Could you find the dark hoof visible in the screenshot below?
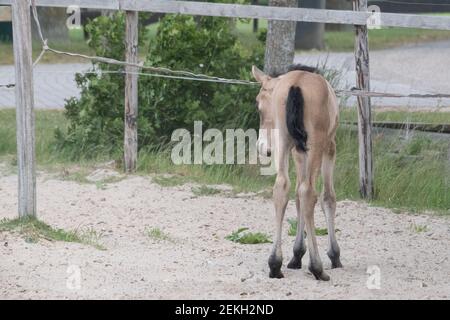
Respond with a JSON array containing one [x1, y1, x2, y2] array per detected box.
[[327, 250, 343, 269], [331, 259, 343, 269], [268, 255, 283, 279], [309, 265, 330, 281], [269, 270, 284, 279], [287, 256, 302, 269]]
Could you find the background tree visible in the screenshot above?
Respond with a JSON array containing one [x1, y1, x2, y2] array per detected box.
[[264, 0, 297, 76], [295, 0, 326, 50]]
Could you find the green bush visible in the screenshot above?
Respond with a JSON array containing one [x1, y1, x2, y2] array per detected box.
[[55, 12, 132, 158], [56, 11, 264, 159]]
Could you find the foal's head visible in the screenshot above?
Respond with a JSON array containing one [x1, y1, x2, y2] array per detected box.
[[252, 66, 279, 157]]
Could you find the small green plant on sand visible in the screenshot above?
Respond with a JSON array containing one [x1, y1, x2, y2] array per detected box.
[[153, 175, 187, 187], [410, 223, 428, 233], [192, 185, 221, 196], [146, 227, 174, 243], [287, 218, 297, 236], [287, 218, 339, 237], [315, 227, 329, 236], [225, 227, 271, 244]]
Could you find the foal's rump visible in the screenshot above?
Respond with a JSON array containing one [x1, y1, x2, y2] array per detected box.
[[278, 71, 337, 151]]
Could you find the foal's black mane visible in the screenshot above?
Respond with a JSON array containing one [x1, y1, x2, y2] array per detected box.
[[270, 64, 319, 78]]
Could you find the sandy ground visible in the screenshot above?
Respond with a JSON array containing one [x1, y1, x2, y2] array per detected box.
[[0, 167, 449, 300]]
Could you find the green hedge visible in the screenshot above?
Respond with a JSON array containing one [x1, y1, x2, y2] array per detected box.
[[56, 12, 265, 158]]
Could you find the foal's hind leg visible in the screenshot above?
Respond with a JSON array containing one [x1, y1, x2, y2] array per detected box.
[[320, 141, 342, 268], [300, 147, 330, 281], [268, 142, 291, 279], [287, 150, 306, 270]]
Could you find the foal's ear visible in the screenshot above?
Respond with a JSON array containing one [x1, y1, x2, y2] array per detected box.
[[252, 65, 270, 84]]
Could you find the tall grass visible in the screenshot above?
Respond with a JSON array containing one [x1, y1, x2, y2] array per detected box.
[[0, 110, 110, 168], [334, 125, 450, 212], [0, 109, 449, 214]]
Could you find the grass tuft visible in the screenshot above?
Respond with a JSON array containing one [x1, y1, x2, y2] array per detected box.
[[192, 185, 221, 196], [0, 217, 105, 249], [152, 175, 187, 187], [315, 228, 329, 236], [287, 218, 339, 237], [146, 227, 174, 243], [287, 218, 298, 236], [225, 227, 271, 244], [410, 223, 429, 233]]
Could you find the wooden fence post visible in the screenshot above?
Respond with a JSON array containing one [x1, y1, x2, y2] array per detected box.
[[12, 0, 36, 217], [124, 11, 139, 173], [353, 0, 374, 199]]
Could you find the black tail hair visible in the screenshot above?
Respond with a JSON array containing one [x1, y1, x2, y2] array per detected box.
[[286, 86, 308, 153]]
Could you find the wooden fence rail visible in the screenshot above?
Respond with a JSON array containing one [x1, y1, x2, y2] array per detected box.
[[1, 0, 450, 30], [5, 0, 450, 217]]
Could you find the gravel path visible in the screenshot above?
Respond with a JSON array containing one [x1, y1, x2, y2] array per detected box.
[[0, 168, 449, 299], [1, 40, 449, 110]]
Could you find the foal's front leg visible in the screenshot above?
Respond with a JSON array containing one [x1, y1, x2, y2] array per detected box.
[[268, 144, 290, 279]]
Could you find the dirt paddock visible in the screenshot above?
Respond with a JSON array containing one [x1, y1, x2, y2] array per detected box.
[[0, 169, 449, 299]]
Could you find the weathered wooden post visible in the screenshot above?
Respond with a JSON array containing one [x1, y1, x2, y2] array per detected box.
[[124, 11, 139, 173], [353, 0, 374, 199], [12, 0, 36, 217]]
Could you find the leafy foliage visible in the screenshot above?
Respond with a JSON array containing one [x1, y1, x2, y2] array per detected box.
[[56, 11, 264, 159], [55, 12, 130, 157], [140, 15, 263, 141]]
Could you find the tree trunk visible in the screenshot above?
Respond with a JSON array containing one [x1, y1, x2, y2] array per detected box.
[[264, 0, 297, 76], [295, 0, 326, 50]]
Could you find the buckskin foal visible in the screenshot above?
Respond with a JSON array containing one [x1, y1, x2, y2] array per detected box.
[[252, 64, 342, 281]]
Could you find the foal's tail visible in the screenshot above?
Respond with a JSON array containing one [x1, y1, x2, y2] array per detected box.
[[286, 86, 308, 152]]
